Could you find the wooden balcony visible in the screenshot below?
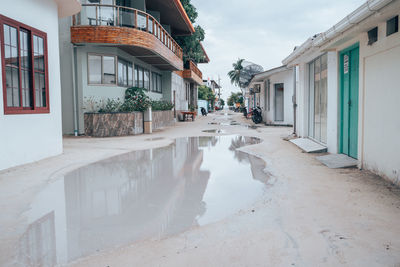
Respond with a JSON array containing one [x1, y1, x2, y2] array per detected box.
[[178, 61, 203, 85], [71, 4, 183, 70]]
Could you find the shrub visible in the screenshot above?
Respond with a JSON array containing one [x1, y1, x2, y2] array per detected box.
[[121, 87, 151, 112], [98, 98, 122, 113], [151, 100, 175, 111]]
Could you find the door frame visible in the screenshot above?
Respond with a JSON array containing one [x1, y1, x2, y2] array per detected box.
[[339, 42, 359, 158]]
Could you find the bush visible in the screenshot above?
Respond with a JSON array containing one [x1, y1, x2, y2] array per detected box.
[[121, 87, 151, 112], [151, 100, 174, 111], [98, 98, 122, 113]]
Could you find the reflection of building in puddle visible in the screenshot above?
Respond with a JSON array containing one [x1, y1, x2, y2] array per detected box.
[[15, 136, 270, 265], [64, 137, 211, 262], [18, 212, 57, 267]]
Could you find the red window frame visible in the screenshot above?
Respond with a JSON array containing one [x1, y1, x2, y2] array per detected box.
[[0, 15, 49, 115]]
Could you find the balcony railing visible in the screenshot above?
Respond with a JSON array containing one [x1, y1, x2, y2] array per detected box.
[[73, 4, 183, 59], [184, 60, 202, 79]]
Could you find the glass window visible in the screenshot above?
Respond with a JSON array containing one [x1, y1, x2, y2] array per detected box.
[[1, 16, 49, 114], [387, 15, 398, 36], [151, 72, 162, 93], [308, 54, 328, 143], [102, 56, 115, 84], [118, 59, 133, 87], [88, 55, 102, 84], [144, 69, 150, 90]]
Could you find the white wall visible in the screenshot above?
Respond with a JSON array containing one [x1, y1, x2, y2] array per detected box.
[[173, 73, 187, 112], [326, 51, 338, 153], [0, 0, 63, 171]]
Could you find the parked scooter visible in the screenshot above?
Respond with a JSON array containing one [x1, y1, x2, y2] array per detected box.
[[201, 107, 207, 116], [252, 106, 263, 124]]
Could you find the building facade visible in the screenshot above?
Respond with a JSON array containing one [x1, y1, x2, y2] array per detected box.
[[283, 0, 400, 184], [246, 66, 294, 126], [59, 0, 196, 135], [0, 0, 81, 171]]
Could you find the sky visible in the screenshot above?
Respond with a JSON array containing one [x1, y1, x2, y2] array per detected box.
[[192, 0, 366, 101]]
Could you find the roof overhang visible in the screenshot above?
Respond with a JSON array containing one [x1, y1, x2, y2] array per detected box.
[[54, 0, 81, 18], [146, 0, 195, 36], [198, 43, 210, 63]]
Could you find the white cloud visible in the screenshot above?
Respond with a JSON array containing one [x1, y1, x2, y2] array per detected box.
[[192, 0, 366, 100]]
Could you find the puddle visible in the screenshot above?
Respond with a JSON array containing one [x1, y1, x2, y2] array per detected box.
[[202, 129, 227, 134], [145, 137, 165, 141], [14, 136, 268, 265]]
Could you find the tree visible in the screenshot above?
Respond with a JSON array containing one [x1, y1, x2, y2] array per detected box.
[[220, 99, 225, 108], [227, 92, 244, 107], [198, 85, 214, 101], [175, 0, 206, 64], [228, 58, 245, 88]]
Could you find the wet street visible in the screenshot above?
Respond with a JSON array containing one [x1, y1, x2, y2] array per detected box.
[[1, 111, 400, 267]]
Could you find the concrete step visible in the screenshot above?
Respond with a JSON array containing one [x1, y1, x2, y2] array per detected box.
[[290, 138, 327, 153]]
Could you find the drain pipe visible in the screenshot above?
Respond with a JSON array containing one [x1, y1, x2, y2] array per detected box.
[[292, 65, 297, 135], [71, 44, 79, 136]]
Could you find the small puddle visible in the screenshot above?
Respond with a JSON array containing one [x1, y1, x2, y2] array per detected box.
[[202, 129, 227, 134], [145, 137, 165, 141], [14, 136, 269, 265]]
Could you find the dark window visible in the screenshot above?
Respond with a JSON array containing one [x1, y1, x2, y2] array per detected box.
[[368, 27, 378, 45], [151, 72, 162, 93], [387, 15, 398, 36], [134, 65, 149, 90], [1, 15, 49, 114], [117, 58, 133, 87]]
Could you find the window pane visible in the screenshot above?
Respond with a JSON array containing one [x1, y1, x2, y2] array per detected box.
[[118, 61, 125, 86], [35, 72, 46, 107], [22, 70, 32, 107], [103, 56, 115, 84], [88, 55, 101, 84], [134, 66, 139, 87], [144, 70, 150, 90], [128, 64, 133, 87], [33, 35, 44, 72], [151, 73, 156, 92], [157, 75, 162, 93], [10, 26, 17, 47], [20, 31, 30, 68], [3, 25, 10, 45], [138, 67, 143, 88]]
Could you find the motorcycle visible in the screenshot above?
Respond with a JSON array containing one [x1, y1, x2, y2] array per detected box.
[[251, 106, 263, 124], [200, 107, 207, 116]]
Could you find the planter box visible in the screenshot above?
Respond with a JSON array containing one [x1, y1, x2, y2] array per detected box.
[[152, 110, 174, 130], [84, 112, 143, 137]]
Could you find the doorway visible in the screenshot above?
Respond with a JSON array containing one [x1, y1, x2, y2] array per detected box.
[[340, 44, 359, 159], [274, 84, 284, 121]]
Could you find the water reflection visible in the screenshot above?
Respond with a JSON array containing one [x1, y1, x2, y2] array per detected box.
[[17, 136, 268, 265]]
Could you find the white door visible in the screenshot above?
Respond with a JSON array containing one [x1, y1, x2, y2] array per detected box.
[[274, 84, 284, 121]]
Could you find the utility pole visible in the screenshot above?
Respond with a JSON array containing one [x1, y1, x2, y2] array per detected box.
[[218, 75, 222, 108]]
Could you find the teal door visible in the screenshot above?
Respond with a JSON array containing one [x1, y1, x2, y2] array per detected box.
[[340, 44, 359, 159]]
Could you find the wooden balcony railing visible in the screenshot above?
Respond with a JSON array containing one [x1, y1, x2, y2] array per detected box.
[[73, 4, 183, 59], [186, 60, 202, 79]]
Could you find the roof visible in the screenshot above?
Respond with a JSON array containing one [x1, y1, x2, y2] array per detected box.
[[198, 43, 210, 63], [146, 0, 195, 36], [247, 65, 291, 88], [282, 0, 396, 65]]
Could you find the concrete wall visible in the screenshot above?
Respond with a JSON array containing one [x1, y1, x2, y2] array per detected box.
[[152, 110, 174, 130], [172, 72, 187, 112], [0, 0, 63, 171]]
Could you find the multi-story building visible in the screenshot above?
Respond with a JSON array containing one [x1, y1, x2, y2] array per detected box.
[[59, 0, 200, 135]]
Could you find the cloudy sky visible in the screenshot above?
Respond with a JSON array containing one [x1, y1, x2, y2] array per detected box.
[[192, 0, 366, 100]]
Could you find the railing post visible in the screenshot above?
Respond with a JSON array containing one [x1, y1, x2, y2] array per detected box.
[[116, 6, 120, 26], [146, 15, 149, 32], [96, 5, 98, 25], [134, 10, 137, 28]]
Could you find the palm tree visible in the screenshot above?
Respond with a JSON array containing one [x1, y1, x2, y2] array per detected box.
[[228, 58, 245, 88]]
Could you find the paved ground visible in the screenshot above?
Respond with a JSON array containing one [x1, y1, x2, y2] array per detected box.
[[1, 111, 400, 267]]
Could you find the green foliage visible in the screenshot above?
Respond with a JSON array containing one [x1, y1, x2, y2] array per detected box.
[[176, 0, 206, 64], [220, 99, 225, 107], [98, 98, 122, 113], [151, 100, 175, 111], [189, 104, 197, 112], [228, 58, 245, 88], [198, 85, 215, 101], [180, 0, 198, 23], [227, 92, 244, 106], [120, 87, 152, 112]]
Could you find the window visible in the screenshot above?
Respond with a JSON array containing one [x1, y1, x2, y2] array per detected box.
[[367, 27, 378, 45], [151, 72, 162, 93], [117, 58, 133, 87], [387, 15, 398, 36], [88, 54, 116, 85], [1, 15, 49, 114], [134, 65, 150, 90]]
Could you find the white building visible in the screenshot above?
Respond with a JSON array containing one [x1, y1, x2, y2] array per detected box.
[[283, 0, 400, 185], [246, 66, 295, 126], [0, 0, 81, 171]]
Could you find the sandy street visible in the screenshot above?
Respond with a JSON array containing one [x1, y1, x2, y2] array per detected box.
[[1, 111, 399, 267]]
